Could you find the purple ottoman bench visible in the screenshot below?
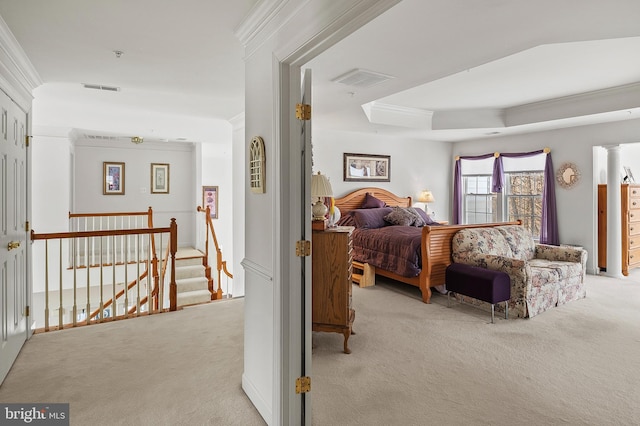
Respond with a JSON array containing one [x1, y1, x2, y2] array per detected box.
[[445, 263, 511, 323]]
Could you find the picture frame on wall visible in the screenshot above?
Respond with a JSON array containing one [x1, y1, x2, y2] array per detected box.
[[151, 163, 170, 194], [343, 153, 391, 182], [623, 166, 635, 183], [202, 186, 219, 219], [103, 161, 125, 195]]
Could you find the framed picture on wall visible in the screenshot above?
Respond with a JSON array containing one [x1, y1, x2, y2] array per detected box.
[[103, 161, 125, 195], [202, 186, 219, 219], [343, 153, 390, 182], [151, 163, 170, 194]]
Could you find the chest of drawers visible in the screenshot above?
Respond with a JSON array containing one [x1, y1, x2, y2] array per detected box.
[[312, 226, 355, 354], [597, 183, 640, 275]]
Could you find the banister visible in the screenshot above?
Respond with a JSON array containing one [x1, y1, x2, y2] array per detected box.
[[88, 270, 149, 320], [196, 206, 232, 300], [31, 227, 171, 240], [32, 215, 178, 332], [69, 210, 151, 218]]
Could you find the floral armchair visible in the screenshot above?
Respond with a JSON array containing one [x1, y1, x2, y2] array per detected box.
[[451, 225, 587, 318]]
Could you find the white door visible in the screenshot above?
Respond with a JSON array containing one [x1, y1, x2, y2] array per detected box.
[[0, 89, 28, 385], [301, 68, 313, 425]]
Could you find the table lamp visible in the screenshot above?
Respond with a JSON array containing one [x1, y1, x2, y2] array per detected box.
[[418, 190, 435, 213], [311, 172, 333, 230]]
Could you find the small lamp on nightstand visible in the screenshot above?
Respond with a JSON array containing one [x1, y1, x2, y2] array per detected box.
[[418, 189, 435, 213], [311, 172, 333, 230]]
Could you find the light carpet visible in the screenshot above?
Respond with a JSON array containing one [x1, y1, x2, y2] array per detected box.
[[312, 271, 640, 425], [0, 299, 265, 426], [1, 272, 639, 425]]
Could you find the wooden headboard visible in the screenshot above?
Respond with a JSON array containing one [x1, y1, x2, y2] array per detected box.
[[334, 187, 411, 215]]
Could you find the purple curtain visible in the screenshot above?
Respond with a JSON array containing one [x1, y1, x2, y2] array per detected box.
[[453, 158, 462, 224], [540, 153, 559, 245], [492, 156, 503, 193], [453, 149, 558, 244]]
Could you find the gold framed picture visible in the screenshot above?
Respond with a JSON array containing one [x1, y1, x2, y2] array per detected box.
[[151, 163, 170, 194], [103, 162, 125, 195]]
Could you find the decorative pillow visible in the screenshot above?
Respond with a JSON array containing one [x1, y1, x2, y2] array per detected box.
[[383, 206, 417, 226], [361, 193, 386, 209], [352, 207, 393, 229], [415, 208, 437, 225], [335, 213, 356, 227], [406, 207, 426, 227]]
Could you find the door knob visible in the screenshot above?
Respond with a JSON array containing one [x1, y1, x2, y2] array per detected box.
[[7, 241, 20, 250]]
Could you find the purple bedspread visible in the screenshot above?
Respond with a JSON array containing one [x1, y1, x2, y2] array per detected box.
[[352, 225, 422, 278]]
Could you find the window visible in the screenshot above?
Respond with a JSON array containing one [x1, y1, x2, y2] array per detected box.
[[462, 171, 544, 238], [463, 175, 497, 224], [505, 171, 544, 238]]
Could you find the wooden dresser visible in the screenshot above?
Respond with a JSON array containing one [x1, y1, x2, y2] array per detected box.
[[597, 183, 640, 275], [312, 226, 355, 354]]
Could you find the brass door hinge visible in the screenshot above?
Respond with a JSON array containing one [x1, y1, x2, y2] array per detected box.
[[295, 103, 311, 120], [25, 306, 30, 317], [295, 376, 311, 394], [25, 135, 30, 147], [25, 221, 30, 232], [295, 240, 311, 257]]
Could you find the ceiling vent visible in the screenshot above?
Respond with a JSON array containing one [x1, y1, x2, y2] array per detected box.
[[331, 69, 394, 88], [82, 83, 120, 92], [85, 134, 119, 141]]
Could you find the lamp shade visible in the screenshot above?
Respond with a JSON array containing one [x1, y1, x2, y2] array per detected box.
[[418, 190, 435, 203], [311, 172, 333, 198], [311, 172, 333, 222]]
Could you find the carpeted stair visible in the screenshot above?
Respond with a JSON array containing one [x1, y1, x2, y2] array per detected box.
[[175, 248, 211, 307]]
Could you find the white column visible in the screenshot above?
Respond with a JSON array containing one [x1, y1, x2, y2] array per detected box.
[[605, 145, 623, 278]]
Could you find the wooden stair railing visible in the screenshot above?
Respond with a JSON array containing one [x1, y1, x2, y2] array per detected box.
[[31, 218, 178, 332], [196, 206, 233, 300], [68, 207, 155, 269]]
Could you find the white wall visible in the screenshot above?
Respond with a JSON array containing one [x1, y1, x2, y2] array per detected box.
[[595, 143, 640, 184], [73, 138, 195, 247], [231, 113, 246, 297], [312, 128, 452, 220], [242, 40, 276, 424], [201, 141, 236, 296], [453, 117, 640, 274]]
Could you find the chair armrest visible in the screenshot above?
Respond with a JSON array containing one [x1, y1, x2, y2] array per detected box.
[[535, 244, 587, 265], [458, 253, 531, 297]]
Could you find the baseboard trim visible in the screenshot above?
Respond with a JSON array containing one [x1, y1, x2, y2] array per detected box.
[[242, 373, 272, 425]]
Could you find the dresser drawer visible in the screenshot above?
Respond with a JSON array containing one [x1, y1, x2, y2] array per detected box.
[[629, 247, 640, 266]]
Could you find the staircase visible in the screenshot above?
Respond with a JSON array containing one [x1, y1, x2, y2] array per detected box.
[[175, 248, 212, 307]]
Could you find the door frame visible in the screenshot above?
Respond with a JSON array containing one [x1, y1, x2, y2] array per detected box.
[[270, 1, 401, 424]]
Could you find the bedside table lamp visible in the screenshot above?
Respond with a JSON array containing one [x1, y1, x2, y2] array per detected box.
[[418, 189, 435, 214], [311, 172, 333, 230]]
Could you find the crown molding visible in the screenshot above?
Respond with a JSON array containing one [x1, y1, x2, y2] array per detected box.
[[234, 0, 288, 51], [229, 111, 246, 131], [235, 0, 400, 63], [0, 15, 42, 110], [362, 101, 433, 128], [506, 82, 640, 127]]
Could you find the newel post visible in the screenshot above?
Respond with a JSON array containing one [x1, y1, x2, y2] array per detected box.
[[169, 218, 178, 311]]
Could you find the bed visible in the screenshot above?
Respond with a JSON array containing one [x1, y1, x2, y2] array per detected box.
[[334, 187, 519, 303]]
